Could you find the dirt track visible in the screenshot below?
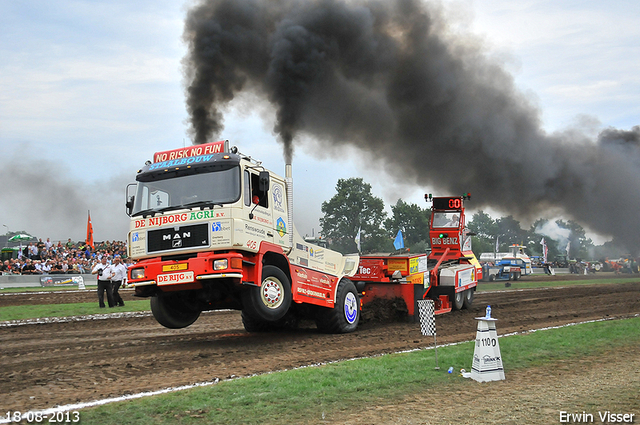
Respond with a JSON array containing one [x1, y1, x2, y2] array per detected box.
[[1, 275, 639, 413]]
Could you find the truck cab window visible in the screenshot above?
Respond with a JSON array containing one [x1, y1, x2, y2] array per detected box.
[[244, 171, 251, 206], [249, 172, 268, 208]]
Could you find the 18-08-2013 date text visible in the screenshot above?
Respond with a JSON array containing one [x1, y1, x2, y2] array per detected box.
[[3, 411, 80, 423]]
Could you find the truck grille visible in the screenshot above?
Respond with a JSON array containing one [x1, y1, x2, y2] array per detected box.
[[147, 223, 209, 253]]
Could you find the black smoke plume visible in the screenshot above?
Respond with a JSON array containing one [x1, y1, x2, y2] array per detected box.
[[183, 0, 640, 253]]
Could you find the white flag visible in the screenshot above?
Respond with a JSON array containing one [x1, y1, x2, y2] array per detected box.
[[355, 227, 361, 252], [540, 238, 548, 263]]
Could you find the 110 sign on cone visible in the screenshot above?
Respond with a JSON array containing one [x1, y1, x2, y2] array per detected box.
[[470, 306, 505, 382]]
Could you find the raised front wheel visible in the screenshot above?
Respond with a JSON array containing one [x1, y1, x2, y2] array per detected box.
[[242, 265, 292, 321], [150, 293, 201, 329]]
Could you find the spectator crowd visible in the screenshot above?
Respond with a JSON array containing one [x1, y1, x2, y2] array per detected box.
[[0, 238, 130, 275]]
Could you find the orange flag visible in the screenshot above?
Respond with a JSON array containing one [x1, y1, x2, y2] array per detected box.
[[86, 211, 94, 249]]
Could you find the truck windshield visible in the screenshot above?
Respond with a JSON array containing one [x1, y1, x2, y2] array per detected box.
[[432, 212, 461, 228], [131, 166, 241, 217]]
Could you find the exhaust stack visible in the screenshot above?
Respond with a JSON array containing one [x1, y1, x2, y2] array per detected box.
[[285, 164, 294, 249]]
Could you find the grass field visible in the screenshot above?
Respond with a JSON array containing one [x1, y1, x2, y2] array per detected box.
[[77, 316, 640, 424], [476, 276, 635, 292], [0, 285, 93, 293], [0, 300, 151, 321]]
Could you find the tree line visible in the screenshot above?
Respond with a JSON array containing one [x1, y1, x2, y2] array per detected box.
[[319, 178, 626, 261]]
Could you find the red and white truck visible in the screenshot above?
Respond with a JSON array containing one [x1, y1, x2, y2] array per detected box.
[[126, 140, 361, 333], [125, 141, 479, 333]]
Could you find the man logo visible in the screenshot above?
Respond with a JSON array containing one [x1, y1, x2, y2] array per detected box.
[[163, 231, 191, 241], [172, 239, 182, 248]]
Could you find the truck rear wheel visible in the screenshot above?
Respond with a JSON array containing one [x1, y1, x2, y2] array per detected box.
[[150, 293, 201, 329], [242, 265, 292, 322], [452, 290, 464, 310], [315, 279, 360, 333], [463, 288, 475, 309]]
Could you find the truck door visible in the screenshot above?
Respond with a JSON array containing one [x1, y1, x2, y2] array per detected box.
[[243, 170, 274, 248]]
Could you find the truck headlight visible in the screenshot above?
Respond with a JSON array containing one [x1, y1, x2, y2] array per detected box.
[[213, 259, 228, 270], [131, 268, 145, 279]]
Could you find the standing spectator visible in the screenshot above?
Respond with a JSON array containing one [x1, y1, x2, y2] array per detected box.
[[44, 238, 53, 251], [28, 243, 38, 259], [92, 257, 114, 308], [110, 256, 127, 307], [36, 239, 45, 258]]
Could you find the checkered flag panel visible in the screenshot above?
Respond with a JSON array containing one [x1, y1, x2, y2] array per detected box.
[[417, 299, 436, 336]]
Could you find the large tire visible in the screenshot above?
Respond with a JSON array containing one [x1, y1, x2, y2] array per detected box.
[[242, 265, 292, 322], [452, 289, 464, 310], [315, 279, 360, 334], [463, 288, 475, 309], [150, 293, 200, 329]]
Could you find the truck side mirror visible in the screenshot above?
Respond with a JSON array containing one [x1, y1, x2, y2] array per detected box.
[[125, 183, 136, 216], [126, 196, 135, 216], [258, 171, 270, 192]]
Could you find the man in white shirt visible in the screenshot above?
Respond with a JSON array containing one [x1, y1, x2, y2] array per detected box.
[[28, 243, 38, 259], [109, 256, 128, 307], [92, 257, 114, 308]]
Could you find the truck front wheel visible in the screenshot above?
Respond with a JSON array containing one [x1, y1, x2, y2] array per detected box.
[[243, 265, 292, 321], [150, 293, 201, 329], [315, 279, 360, 333]]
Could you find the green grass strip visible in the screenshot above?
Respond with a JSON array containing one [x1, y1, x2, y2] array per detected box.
[[80, 317, 640, 425], [477, 277, 638, 291], [0, 286, 97, 293], [0, 300, 150, 321]]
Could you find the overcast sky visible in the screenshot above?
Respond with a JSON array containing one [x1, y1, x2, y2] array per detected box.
[[1, 0, 638, 244]]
